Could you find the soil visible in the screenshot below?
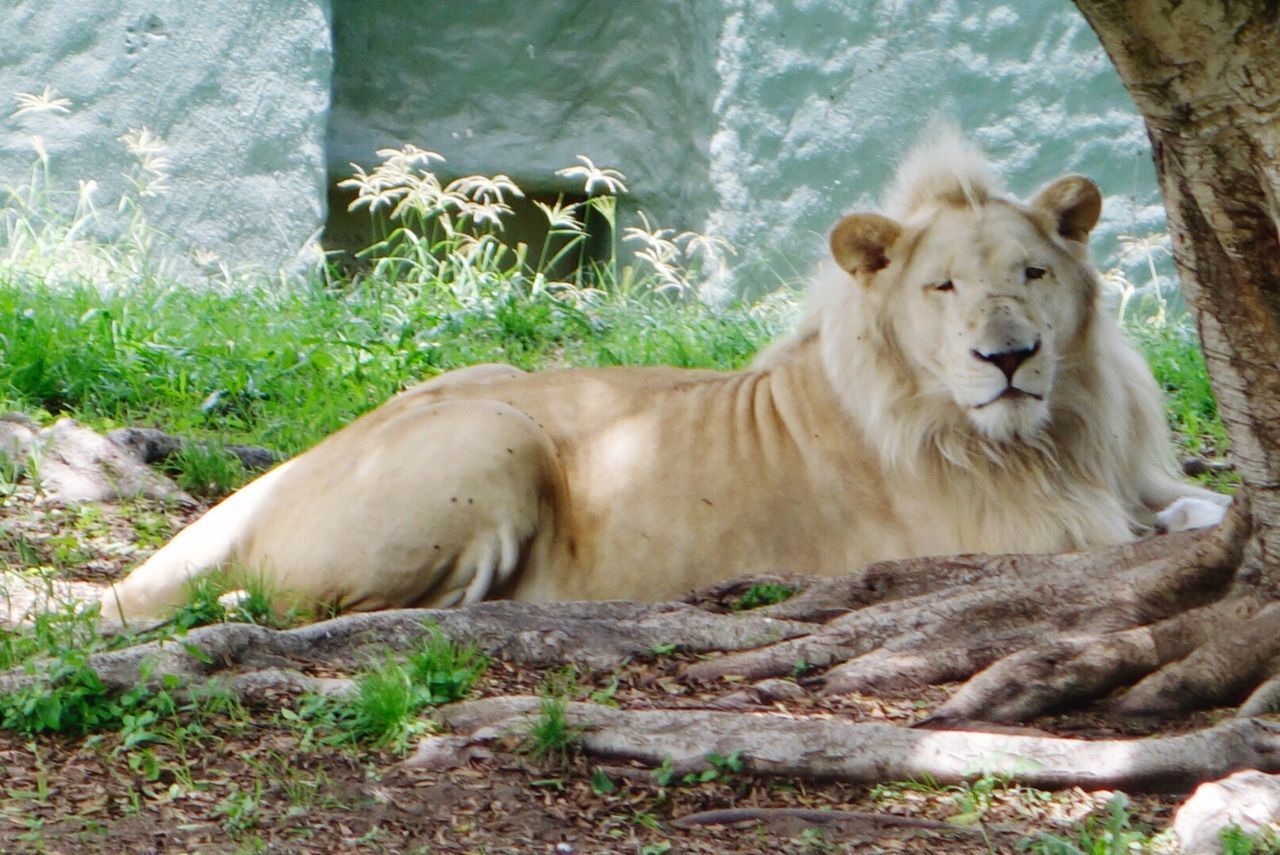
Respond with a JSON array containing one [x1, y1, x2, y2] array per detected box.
[[0, 487, 1225, 853]]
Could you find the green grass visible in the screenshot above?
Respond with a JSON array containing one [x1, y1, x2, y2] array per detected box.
[[1129, 317, 1228, 455], [283, 625, 489, 750], [0, 141, 789, 487], [1022, 793, 1165, 854], [731, 582, 796, 611], [519, 692, 581, 767]]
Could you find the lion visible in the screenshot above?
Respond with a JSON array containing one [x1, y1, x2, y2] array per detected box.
[[100, 131, 1229, 623]]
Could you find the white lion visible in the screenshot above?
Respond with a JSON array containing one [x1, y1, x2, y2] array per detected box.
[[101, 131, 1228, 623]]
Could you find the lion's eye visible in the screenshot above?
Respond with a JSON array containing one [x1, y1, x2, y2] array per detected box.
[[1025, 266, 1047, 281], [931, 280, 955, 293]]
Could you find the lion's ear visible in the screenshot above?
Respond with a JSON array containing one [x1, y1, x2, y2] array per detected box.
[[829, 213, 902, 276], [1032, 175, 1102, 243]]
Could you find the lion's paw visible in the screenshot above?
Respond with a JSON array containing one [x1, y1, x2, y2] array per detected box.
[[1156, 495, 1230, 532]]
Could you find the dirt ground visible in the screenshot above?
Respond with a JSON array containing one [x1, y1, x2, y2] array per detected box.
[[0, 488, 1229, 853]]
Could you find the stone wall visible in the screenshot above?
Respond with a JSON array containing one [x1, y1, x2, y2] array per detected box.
[[0, 0, 330, 279], [1, 1, 1166, 295]]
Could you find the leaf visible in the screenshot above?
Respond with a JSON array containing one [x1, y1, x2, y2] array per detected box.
[[590, 767, 617, 795]]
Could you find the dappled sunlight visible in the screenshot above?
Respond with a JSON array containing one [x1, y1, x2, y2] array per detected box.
[[909, 727, 1146, 789]]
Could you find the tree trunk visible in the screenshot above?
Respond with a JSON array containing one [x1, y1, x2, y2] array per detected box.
[[1072, 0, 1280, 591]]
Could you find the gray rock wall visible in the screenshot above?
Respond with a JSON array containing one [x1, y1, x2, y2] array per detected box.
[[2, 1, 1165, 296], [703, 1, 1159, 295], [329, 0, 721, 239], [0, 0, 330, 279]]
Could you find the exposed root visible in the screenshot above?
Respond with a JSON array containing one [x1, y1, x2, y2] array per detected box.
[[1, 600, 812, 696], [1112, 600, 1280, 716], [669, 806, 998, 842], [439, 696, 1280, 792], [687, 525, 1237, 698]]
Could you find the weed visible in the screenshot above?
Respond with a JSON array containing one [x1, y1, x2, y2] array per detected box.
[[1220, 825, 1280, 855], [651, 751, 746, 789], [731, 582, 795, 611], [231, 572, 283, 626], [346, 653, 428, 747], [165, 442, 248, 497], [795, 827, 835, 854], [171, 567, 294, 629], [285, 624, 487, 749], [404, 624, 489, 705], [214, 782, 264, 835], [590, 767, 618, 795], [1021, 793, 1152, 854], [172, 574, 230, 629], [520, 691, 581, 767]]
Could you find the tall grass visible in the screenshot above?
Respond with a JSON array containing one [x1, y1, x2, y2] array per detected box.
[[0, 114, 1225, 475], [0, 136, 791, 462]]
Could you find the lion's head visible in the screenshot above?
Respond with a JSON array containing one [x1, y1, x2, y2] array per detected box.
[[817, 131, 1109, 463]]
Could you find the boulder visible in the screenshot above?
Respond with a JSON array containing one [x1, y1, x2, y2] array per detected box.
[[1174, 769, 1280, 854]]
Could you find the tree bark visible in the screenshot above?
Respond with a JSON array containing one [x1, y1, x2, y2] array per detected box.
[[1072, 0, 1280, 590]]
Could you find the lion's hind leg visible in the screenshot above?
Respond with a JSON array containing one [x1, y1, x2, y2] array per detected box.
[[238, 398, 562, 614]]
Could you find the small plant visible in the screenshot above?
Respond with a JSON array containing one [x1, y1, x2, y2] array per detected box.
[[167, 442, 248, 498], [347, 653, 420, 746], [520, 692, 580, 767], [0, 642, 179, 738], [1022, 793, 1152, 854], [1220, 825, 1280, 855], [172, 573, 230, 629], [795, 826, 835, 854], [404, 624, 489, 705], [213, 783, 264, 835], [731, 582, 795, 611], [590, 767, 617, 795], [287, 625, 487, 749], [651, 751, 745, 788], [171, 569, 293, 629]]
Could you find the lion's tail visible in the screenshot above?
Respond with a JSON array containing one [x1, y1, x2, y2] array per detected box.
[[98, 461, 292, 624]]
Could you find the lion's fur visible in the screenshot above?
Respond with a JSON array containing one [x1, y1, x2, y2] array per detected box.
[[101, 133, 1227, 623]]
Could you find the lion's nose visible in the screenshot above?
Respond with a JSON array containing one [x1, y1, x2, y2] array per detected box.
[[972, 340, 1041, 384]]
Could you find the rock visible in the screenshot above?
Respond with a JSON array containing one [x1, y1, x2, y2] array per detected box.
[[108, 426, 278, 472], [35, 418, 190, 503], [0, 414, 37, 475], [1174, 769, 1280, 854], [107, 426, 183, 464]]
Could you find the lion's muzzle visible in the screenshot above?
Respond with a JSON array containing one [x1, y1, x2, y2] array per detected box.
[[972, 339, 1041, 385]]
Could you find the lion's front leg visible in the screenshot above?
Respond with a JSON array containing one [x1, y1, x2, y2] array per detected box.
[[1155, 493, 1232, 532]]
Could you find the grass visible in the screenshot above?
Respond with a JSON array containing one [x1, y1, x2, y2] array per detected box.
[[0, 139, 786, 494], [282, 624, 489, 750], [1022, 793, 1163, 854], [520, 692, 581, 767], [732, 582, 796, 611]]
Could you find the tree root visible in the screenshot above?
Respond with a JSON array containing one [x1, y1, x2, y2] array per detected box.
[[439, 695, 1280, 792], [684, 513, 1268, 721], [669, 806, 1007, 845], [1, 600, 812, 695]]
